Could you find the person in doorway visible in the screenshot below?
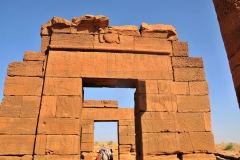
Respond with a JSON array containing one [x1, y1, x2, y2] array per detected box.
[[96, 151, 101, 160], [108, 149, 113, 160], [101, 147, 109, 160]]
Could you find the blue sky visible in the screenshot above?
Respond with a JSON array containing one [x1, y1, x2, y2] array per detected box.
[[0, 0, 239, 144]]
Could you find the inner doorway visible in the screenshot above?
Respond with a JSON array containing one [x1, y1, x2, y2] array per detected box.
[[94, 122, 118, 159]]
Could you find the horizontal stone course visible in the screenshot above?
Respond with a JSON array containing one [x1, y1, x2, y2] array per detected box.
[[37, 118, 79, 135], [35, 135, 80, 155], [46, 51, 173, 80], [172, 57, 203, 67], [4, 77, 43, 96], [0, 135, 35, 155], [43, 77, 82, 95], [0, 118, 37, 134], [174, 68, 206, 81], [7, 61, 43, 77], [23, 51, 45, 61], [172, 41, 188, 57], [177, 95, 210, 112]]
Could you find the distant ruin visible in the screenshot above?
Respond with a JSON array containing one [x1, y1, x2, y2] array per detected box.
[[0, 15, 215, 160]]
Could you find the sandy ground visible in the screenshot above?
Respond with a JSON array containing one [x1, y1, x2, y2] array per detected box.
[[215, 143, 240, 158], [93, 142, 240, 159]]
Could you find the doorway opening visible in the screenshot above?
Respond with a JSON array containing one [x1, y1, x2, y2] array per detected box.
[[94, 121, 118, 157], [83, 87, 135, 108]]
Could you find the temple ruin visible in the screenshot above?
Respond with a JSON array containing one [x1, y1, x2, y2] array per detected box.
[[0, 15, 215, 160]]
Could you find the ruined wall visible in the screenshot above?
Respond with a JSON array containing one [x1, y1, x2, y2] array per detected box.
[[0, 15, 215, 160], [213, 0, 240, 107]]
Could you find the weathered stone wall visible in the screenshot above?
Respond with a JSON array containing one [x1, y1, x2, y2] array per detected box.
[[213, 0, 240, 108], [0, 15, 216, 160]]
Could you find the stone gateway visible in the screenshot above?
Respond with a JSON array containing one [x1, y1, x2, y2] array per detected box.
[[0, 15, 215, 160]]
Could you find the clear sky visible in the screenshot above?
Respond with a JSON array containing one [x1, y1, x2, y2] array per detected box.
[[0, 0, 239, 144]]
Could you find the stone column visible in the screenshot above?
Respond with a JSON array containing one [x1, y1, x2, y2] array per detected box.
[[213, 0, 240, 107]]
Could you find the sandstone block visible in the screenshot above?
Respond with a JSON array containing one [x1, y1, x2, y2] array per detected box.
[[119, 125, 135, 136], [157, 81, 189, 95], [83, 100, 95, 107], [41, 36, 50, 53], [119, 145, 131, 153], [43, 77, 82, 95], [182, 153, 216, 160], [0, 96, 22, 117], [109, 25, 140, 36], [81, 120, 94, 125], [35, 135, 47, 155], [171, 82, 189, 95], [138, 94, 177, 112], [55, 96, 82, 118], [118, 108, 134, 120], [23, 51, 45, 61], [8, 61, 43, 77], [137, 154, 179, 160], [4, 76, 43, 96], [119, 120, 134, 126], [135, 112, 177, 133], [156, 80, 172, 94], [172, 57, 203, 67], [34, 155, 80, 160], [140, 23, 178, 40], [119, 154, 136, 160], [82, 154, 93, 160], [38, 118, 79, 135], [21, 96, 41, 118], [81, 133, 94, 143], [94, 35, 134, 52], [46, 51, 172, 80], [102, 100, 118, 108], [134, 37, 172, 54], [50, 33, 94, 49], [189, 81, 209, 95], [82, 124, 94, 134], [0, 156, 32, 160], [177, 95, 210, 112], [0, 135, 35, 155], [137, 80, 158, 94], [177, 113, 206, 132], [119, 135, 135, 145], [81, 142, 93, 152], [179, 133, 193, 153], [137, 133, 180, 155], [45, 135, 80, 155], [40, 96, 57, 117], [94, 100, 105, 107], [0, 118, 37, 134], [204, 112, 212, 131], [82, 108, 134, 120], [189, 132, 215, 153], [172, 41, 188, 57], [174, 68, 206, 81]]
